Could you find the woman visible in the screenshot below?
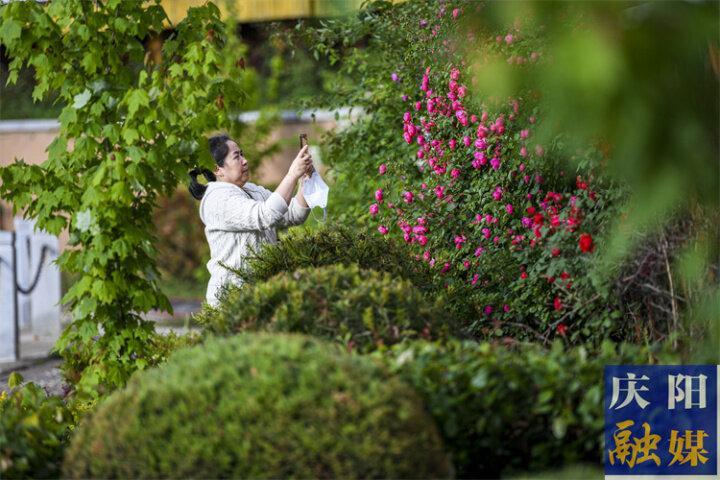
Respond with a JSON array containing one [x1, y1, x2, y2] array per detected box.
[[188, 134, 314, 307]]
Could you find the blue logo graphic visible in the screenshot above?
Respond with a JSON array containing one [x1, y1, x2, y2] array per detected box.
[[604, 365, 718, 476]]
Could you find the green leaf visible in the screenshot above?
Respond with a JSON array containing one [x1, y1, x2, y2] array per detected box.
[[122, 128, 139, 144], [114, 17, 129, 33], [59, 106, 78, 127], [0, 18, 22, 44], [126, 89, 149, 118], [76, 24, 91, 42], [73, 89, 92, 109], [6, 68, 18, 85], [81, 51, 100, 74], [32, 81, 49, 101], [91, 163, 108, 187], [127, 146, 143, 163], [47, 136, 68, 160], [8, 371, 24, 388], [168, 64, 184, 77]]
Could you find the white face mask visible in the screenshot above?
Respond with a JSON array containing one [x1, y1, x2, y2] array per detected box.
[[303, 170, 329, 209]]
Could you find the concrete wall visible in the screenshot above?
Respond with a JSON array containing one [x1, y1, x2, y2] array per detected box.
[[0, 110, 354, 252]]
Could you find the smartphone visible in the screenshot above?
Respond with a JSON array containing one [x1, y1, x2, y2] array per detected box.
[[299, 133, 313, 177]]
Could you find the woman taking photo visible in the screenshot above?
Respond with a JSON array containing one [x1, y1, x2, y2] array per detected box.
[[188, 134, 314, 307]]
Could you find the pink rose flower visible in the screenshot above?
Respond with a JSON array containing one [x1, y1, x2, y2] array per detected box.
[[492, 187, 503, 201]]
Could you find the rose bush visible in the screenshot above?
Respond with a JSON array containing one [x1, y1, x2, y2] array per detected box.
[[372, 61, 626, 344], [292, 0, 625, 344]]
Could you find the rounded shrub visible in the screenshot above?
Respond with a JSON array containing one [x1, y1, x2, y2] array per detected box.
[[195, 263, 463, 353], [232, 222, 436, 288], [62, 333, 451, 479], [224, 222, 479, 324]]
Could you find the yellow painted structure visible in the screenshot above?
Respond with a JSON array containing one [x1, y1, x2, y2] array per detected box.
[[162, 0, 364, 24]]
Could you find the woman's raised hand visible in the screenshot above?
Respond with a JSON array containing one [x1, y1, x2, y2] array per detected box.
[[289, 145, 313, 180]]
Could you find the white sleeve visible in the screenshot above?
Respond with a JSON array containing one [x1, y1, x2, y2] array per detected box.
[[283, 197, 312, 227], [211, 189, 289, 231], [257, 185, 311, 228]]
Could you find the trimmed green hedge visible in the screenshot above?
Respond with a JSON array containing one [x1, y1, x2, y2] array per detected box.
[[233, 223, 436, 288], [196, 263, 463, 352], [63, 333, 452, 479], [225, 223, 478, 324], [374, 339, 678, 479]]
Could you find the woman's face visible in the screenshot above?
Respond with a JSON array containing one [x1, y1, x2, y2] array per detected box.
[[216, 140, 249, 186]]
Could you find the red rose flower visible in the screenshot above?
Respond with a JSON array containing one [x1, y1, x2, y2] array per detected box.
[[576, 176, 588, 190], [579, 233, 594, 253], [520, 271, 528, 280], [553, 296, 563, 311], [556, 323, 568, 336], [551, 248, 561, 257]]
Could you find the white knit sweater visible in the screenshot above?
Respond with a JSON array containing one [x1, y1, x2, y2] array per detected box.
[[199, 180, 311, 307]]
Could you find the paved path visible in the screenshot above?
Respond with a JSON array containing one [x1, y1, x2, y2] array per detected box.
[[0, 358, 65, 397]]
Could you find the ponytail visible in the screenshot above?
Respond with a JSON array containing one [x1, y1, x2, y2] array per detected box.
[[188, 167, 217, 200]]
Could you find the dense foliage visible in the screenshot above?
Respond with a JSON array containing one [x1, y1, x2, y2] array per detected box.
[[63, 333, 451, 479], [0, 0, 245, 401], [196, 263, 460, 352], [375, 339, 678, 478], [0, 374, 73, 479]]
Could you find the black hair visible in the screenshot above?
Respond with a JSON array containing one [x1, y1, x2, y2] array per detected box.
[[187, 134, 234, 200], [209, 134, 231, 165], [188, 167, 217, 200]]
